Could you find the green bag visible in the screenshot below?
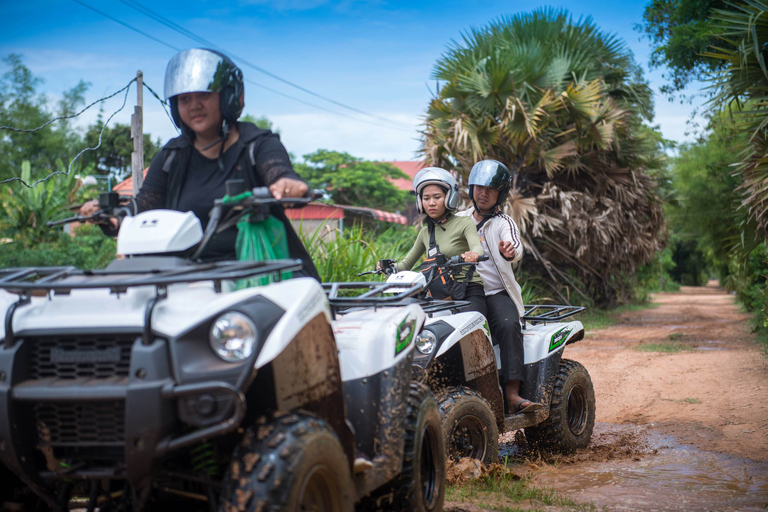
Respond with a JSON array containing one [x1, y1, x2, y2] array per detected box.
[[234, 214, 292, 288]]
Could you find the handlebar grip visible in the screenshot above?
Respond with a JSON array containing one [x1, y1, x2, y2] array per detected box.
[[47, 216, 84, 227], [478, 254, 490, 261]]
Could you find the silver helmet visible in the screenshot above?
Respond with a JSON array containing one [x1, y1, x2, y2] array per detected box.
[[412, 167, 460, 214], [164, 48, 245, 130]]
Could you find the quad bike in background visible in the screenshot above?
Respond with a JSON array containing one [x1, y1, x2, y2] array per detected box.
[[355, 258, 595, 464], [0, 184, 445, 512]]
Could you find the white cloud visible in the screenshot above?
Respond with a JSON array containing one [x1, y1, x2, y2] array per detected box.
[[270, 112, 423, 161]]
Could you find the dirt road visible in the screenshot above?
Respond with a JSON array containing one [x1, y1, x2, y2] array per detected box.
[[447, 283, 768, 511], [574, 283, 768, 461]]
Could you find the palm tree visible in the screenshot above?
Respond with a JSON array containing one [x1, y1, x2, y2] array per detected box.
[[705, 0, 768, 240], [421, 8, 666, 305]]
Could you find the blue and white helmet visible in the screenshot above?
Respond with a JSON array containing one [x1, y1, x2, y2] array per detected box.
[[412, 167, 460, 214]]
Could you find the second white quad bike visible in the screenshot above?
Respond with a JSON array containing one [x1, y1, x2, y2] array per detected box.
[[354, 258, 596, 464], [0, 185, 445, 512]]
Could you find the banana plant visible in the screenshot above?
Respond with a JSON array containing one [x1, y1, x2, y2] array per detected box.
[[0, 160, 90, 247]]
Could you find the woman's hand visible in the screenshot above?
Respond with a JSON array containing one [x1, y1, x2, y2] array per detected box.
[[78, 199, 118, 229], [270, 178, 308, 200], [461, 251, 479, 263], [79, 200, 100, 220]]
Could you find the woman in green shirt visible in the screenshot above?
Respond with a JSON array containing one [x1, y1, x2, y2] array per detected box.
[[388, 167, 486, 311]]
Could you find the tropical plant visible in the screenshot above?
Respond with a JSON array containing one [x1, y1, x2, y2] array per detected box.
[[0, 159, 90, 247], [301, 223, 415, 283], [704, 0, 768, 241], [422, 8, 666, 306]]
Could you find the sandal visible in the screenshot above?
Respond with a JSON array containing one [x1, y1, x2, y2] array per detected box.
[[510, 398, 544, 415]]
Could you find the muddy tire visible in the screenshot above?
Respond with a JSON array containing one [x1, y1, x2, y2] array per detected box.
[[525, 359, 595, 454], [219, 412, 354, 512], [361, 381, 445, 512], [437, 386, 499, 465]]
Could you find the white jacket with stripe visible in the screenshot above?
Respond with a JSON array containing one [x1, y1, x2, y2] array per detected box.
[[456, 207, 525, 317]]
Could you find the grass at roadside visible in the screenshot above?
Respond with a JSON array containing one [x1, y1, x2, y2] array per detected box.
[[446, 466, 603, 512], [576, 302, 659, 332], [635, 342, 695, 353]]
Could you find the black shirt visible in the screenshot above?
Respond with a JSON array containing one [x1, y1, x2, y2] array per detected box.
[[175, 147, 241, 259]]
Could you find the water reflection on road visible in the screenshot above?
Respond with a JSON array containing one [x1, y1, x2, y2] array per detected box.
[[504, 423, 768, 511]]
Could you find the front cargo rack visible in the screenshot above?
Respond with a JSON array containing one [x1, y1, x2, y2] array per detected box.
[[0, 258, 303, 295], [322, 281, 469, 317], [523, 304, 584, 324], [0, 259, 305, 348]]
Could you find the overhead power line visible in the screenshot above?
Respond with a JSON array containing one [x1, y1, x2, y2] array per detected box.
[[71, 0, 413, 133], [117, 0, 413, 131]]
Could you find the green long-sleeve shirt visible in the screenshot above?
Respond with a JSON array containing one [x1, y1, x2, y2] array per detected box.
[[395, 214, 484, 284]]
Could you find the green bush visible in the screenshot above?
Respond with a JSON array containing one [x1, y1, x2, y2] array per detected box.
[[0, 225, 116, 270]]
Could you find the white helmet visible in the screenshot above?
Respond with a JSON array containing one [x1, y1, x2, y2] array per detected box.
[[412, 167, 460, 214]]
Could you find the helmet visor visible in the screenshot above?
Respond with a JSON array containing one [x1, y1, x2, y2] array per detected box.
[[468, 161, 509, 189], [164, 49, 233, 100]]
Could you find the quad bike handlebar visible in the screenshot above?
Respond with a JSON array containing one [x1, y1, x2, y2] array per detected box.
[[47, 192, 132, 228], [361, 254, 489, 277]]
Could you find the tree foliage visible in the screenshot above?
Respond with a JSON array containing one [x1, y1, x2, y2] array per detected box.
[[0, 54, 89, 182], [703, 0, 768, 240], [637, 0, 733, 95], [294, 150, 411, 212], [81, 119, 161, 179], [422, 8, 666, 306]]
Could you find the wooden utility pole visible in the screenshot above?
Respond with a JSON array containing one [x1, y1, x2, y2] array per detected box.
[[131, 70, 144, 196]]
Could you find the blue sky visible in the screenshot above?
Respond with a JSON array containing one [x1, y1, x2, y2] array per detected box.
[[1, 0, 704, 162]]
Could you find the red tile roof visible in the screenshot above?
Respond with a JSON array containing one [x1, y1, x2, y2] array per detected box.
[[386, 161, 426, 192], [285, 203, 344, 220], [285, 203, 406, 225], [113, 168, 149, 194]]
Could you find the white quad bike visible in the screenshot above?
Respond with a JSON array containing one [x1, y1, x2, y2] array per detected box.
[[0, 186, 445, 512], [355, 258, 595, 464]]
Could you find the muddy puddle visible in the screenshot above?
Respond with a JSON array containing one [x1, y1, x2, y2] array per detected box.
[[499, 423, 768, 511]]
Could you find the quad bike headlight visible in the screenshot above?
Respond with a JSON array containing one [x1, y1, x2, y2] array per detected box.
[[415, 330, 437, 355], [209, 312, 258, 362]]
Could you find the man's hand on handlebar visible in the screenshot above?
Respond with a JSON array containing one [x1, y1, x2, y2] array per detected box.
[[461, 251, 479, 263]]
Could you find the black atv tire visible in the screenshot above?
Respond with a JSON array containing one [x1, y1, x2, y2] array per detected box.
[[219, 412, 354, 512], [524, 359, 595, 454], [437, 386, 499, 465], [361, 381, 445, 512]]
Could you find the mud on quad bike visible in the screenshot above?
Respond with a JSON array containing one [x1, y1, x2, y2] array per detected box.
[[358, 258, 595, 464], [0, 184, 445, 512]]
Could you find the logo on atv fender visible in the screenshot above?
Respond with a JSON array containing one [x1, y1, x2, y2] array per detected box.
[[460, 317, 485, 336], [549, 327, 572, 352]]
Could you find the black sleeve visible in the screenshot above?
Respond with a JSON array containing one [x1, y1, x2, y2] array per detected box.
[[133, 149, 170, 213], [251, 132, 303, 186]]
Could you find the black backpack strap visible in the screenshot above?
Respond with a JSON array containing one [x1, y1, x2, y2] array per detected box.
[[162, 149, 178, 172], [428, 220, 437, 248]]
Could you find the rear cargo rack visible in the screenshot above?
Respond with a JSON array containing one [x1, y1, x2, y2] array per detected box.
[[523, 304, 584, 323]]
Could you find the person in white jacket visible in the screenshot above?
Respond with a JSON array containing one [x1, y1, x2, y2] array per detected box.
[[457, 160, 543, 416]]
